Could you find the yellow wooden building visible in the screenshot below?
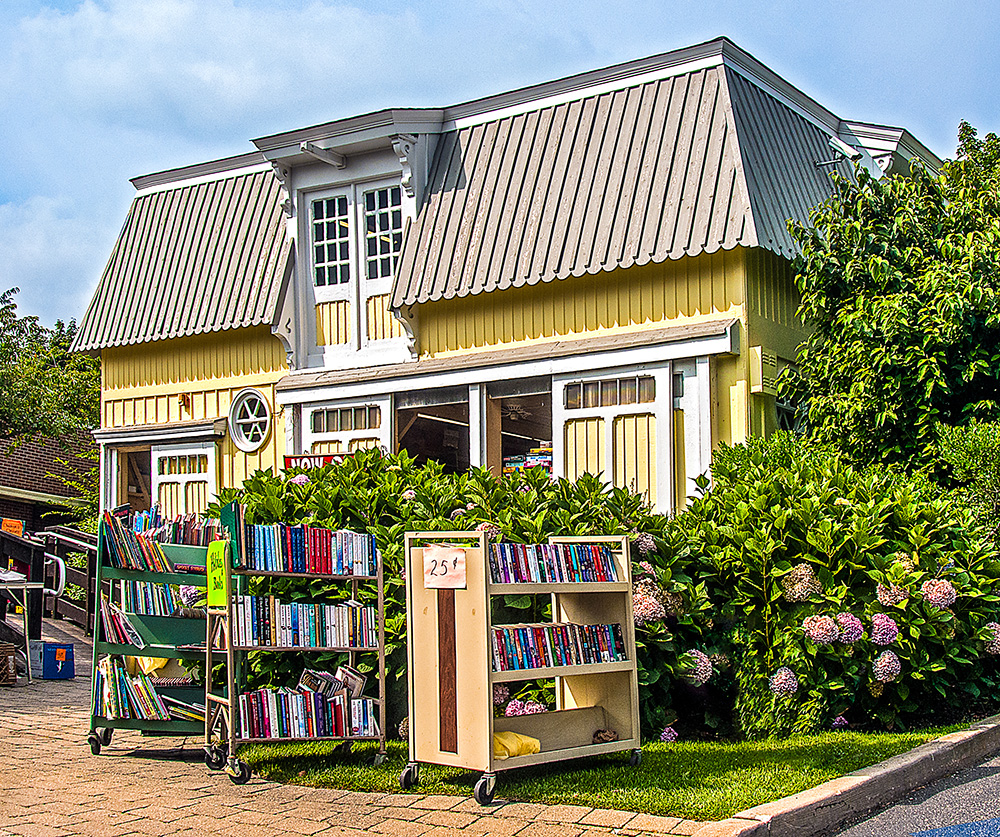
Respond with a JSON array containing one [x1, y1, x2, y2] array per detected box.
[[73, 38, 939, 515]]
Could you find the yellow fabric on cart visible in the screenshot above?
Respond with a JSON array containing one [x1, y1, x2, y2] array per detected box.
[[492, 731, 541, 760], [124, 656, 170, 676]]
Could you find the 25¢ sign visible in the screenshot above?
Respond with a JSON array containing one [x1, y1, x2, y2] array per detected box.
[[423, 544, 467, 590]]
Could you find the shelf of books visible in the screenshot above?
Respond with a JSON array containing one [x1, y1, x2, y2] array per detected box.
[[401, 531, 639, 805], [88, 507, 215, 755], [203, 502, 387, 784]]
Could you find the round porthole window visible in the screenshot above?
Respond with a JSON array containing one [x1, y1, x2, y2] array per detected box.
[[229, 388, 271, 453]]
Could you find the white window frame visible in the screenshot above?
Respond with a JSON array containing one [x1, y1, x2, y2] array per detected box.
[[304, 177, 408, 359], [150, 441, 217, 516], [228, 388, 272, 453], [301, 394, 393, 456]]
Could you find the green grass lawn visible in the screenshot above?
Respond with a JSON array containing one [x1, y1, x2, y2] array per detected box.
[[241, 727, 957, 821]]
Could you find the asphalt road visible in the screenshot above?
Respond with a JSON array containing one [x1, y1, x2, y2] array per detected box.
[[832, 754, 1000, 836]]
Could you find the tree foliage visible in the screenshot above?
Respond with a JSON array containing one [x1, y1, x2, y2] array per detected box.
[[0, 287, 100, 443], [780, 123, 1000, 467]]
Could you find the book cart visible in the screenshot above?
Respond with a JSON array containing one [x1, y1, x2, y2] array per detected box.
[[88, 519, 209, 755], [400, 531, 640, 805], [203, 506, 387, 784]]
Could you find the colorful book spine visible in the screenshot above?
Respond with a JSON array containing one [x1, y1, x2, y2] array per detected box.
[[237, 688, 379, 740], [490, 622, 626, 671], [487, 543, 618, 584], [231, 595, 376, 649]]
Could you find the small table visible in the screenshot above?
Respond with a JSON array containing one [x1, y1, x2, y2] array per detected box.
[[0, 571, 45, 683]]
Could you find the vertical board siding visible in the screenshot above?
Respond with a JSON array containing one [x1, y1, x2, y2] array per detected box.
[[418, 249, 745, 357], [613, 413, 656, 505], [564, 417, 605, 481], [366, 294, 406, 342], [315, 301, 351, 346], [746, 248, 799, 329]]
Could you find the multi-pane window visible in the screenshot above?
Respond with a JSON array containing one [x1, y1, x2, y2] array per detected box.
[[312, 196, 351, 287], [563, 376, 655, 410], [364, 186, 403, 280], [311, 405, 381, 434], [157, 454, 209, 476]]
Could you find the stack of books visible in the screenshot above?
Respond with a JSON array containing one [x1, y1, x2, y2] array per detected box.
[[237, 688, 379, 739], [160, 694, 205, 723], [119, 580, 181, 616], [491, 621, 627, 671], [101, 510, 174, 572], [489, 543, 619, 584], [232, 595, 377, 649], [94, 656, 170, 720], [229, 503, 378, 576], [99, 596, 146, 647], [139, 509, 223, 546]]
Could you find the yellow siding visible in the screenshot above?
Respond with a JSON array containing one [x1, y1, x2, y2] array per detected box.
[[745, 248, 802, 361], [316, 301, 351, 346], [565, 418, 605, 480], [418, 249, 746, 358], [366, 294, 406, 341], [673, 409, 686, 510], [312, 440, 346, 455], [101, 325, 289, 493], [613, 413, 656, 506]]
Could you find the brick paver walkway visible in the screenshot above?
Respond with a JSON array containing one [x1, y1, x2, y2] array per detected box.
[[0, 620, 701, 836]]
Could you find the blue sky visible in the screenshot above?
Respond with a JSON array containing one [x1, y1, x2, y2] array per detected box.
[[2, 0, 998, 325]]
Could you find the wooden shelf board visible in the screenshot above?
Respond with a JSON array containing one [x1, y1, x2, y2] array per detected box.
[[95, 641, 206, 660], [234, 570, 376, 581], [494, 737, 639, 770], [91, 717, 204, 734], [489, 582, 629, 594], [231, 645, 378, 653], [490, 660, 634, 682], [101, 566, 206, 585], [237, 735, 382, 743]]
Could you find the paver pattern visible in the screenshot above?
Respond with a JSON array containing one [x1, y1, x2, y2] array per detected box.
[[0, 620, 700, 837]]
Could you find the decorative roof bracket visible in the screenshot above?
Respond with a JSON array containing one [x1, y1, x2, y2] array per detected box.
[[299, 141, 347, 169], [270, 163, 293, 217], [390, 133, 418, 198]]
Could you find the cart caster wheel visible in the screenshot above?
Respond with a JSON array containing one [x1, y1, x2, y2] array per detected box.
[[373, 752, 387, 767], [399, 763, 419, 790], [474, 773, 496, 806], [629, 748, 642, 767], [87, 732, 101, 755], [100, 728, 114, 746], [204, 747, 226, 771], [228, 760, 251, 785]]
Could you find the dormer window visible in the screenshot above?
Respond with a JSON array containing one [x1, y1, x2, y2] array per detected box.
[[364, 185, 403, 281], [313, 196, 351, 287]]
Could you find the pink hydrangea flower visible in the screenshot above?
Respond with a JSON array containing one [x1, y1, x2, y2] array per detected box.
[[921, 579, 957, 609], [634, 532, 656, 557], [638, 560, 656, 577], [769, 667, 799, 696], [876, 583, 908, 607], [781, 564, 822, 602], [475, 521, 502, 540], [289, 474, 310, 486], [682, 650, 713, 687], [984, 623, 1000, 655], [660, 725, 678, 742], [836, 612, 864, 644], [401, 488, 416, 500], [873, 650, 902, 682], [492, 683, 510, 707], [870, 613, 899, 646], [802, 615, 839, 645], [832, 715, 848, 729], [633, 590, 666, 627]]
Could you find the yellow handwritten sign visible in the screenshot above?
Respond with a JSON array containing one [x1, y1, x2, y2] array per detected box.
[[423, 544, 467, 590], [206, 541, 229, 608], [1, 519, 24, 537]]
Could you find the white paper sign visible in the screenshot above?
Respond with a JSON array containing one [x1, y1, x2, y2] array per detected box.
[[423, 544, 467, 589]]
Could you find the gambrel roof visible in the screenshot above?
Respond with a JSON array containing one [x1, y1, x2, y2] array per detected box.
[[73, 156, 290, 351], [391, 56, 867, 308]]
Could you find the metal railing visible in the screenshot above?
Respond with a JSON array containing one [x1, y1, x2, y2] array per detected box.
[[40, 526, 101, 636]]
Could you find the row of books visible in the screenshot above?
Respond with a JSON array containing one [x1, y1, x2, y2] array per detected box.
[[489, 543, 619, 584], [491, 621, 627, 671], [237, 688, 380, 740], [232, 595, 378, 649], [101, 510, 174, 573], [94, 656, 168, 720], [161, 694, 206, 723], [229, 503, 378, 576], [119, 579, 181, 616], [138, 509, 223, 547], [100, 596, 145, 648]]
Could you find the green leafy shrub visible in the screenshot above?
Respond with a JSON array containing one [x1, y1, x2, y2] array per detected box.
[[937, 420, 1000, 540], [661, 432, 1000, 737], [206, 448, 706, 734]]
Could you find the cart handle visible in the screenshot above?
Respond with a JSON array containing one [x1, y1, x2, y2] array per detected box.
[[43, 553, 66, 598]]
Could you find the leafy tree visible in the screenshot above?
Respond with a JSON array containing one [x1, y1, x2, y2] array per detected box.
[[780, 123, 1000, 468], [0, 287, 100, 443]]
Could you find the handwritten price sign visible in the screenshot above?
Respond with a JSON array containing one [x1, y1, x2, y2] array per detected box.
[[423, 544, 467, 590]]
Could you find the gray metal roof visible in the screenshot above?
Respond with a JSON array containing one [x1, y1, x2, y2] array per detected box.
[[73, 168, 290, 351], [391, 64, 853, 309]]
